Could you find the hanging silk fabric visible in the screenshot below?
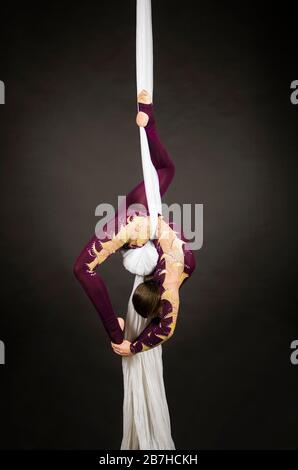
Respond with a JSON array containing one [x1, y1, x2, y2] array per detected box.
[[120, 0, 175, 450]]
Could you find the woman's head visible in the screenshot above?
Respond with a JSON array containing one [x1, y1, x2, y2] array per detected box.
[[132, 275, 161, 319]]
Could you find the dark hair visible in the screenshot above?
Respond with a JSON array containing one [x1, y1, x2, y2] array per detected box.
[[132, 275, 161, 319]]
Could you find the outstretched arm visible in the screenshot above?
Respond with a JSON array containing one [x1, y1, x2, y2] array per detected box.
[[130, 219, 186, 354], [73, 215, 150, 345], [130, 284, 181, 354], [129, 243, 197, 355], [113, 240, 196, 356]]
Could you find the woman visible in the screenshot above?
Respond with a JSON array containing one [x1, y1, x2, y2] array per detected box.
[[73, 90, 195, 356]]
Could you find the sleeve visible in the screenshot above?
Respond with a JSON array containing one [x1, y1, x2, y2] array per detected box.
[[73, 219, 142, 344], [130, 285, 180, 354], [130, 225, 188, 355]]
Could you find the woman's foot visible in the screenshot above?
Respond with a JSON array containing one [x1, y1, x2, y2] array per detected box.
[[117, 316, 125, 331], [136, 111, 149, 127], [137, 89, 152, 104]]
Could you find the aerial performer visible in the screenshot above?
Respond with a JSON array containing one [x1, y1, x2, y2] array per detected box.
[[73, 0, 196, 450]]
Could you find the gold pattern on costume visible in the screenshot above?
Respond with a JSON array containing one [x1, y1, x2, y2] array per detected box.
[[84, 212, 189, 352], [86, 216, 150, 274], [134, 216, 187, 352]]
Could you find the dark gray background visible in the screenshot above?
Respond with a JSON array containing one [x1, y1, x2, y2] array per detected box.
[[0, 0, 297, 450]]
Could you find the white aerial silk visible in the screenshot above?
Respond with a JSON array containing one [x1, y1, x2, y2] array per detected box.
[[120, 0, 175, 450]]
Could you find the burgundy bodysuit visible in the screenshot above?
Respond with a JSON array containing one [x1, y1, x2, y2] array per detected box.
[[73, 102, 196, 354]]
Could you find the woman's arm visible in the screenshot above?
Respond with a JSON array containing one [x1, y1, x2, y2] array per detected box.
[[73, 216, 150, 345], [130, 284, 181, 354], [130, 220, 188, 354]]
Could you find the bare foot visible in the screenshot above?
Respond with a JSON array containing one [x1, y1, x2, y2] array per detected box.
[[117, 316, 125, 331], [136, 111, 149, 127], [137, 89, 152, 104], [136, 90, 152, 127]]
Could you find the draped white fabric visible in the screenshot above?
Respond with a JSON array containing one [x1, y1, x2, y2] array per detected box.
[[121, 276, 175, 450], [136, 0, 161, 239], [120, 0, 175, 450]]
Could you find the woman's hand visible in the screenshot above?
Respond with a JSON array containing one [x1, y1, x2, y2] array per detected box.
[[111, 340, 133, 357]]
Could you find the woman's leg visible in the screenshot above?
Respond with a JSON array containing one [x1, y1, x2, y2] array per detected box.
[[137, 90, 175, 198]]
